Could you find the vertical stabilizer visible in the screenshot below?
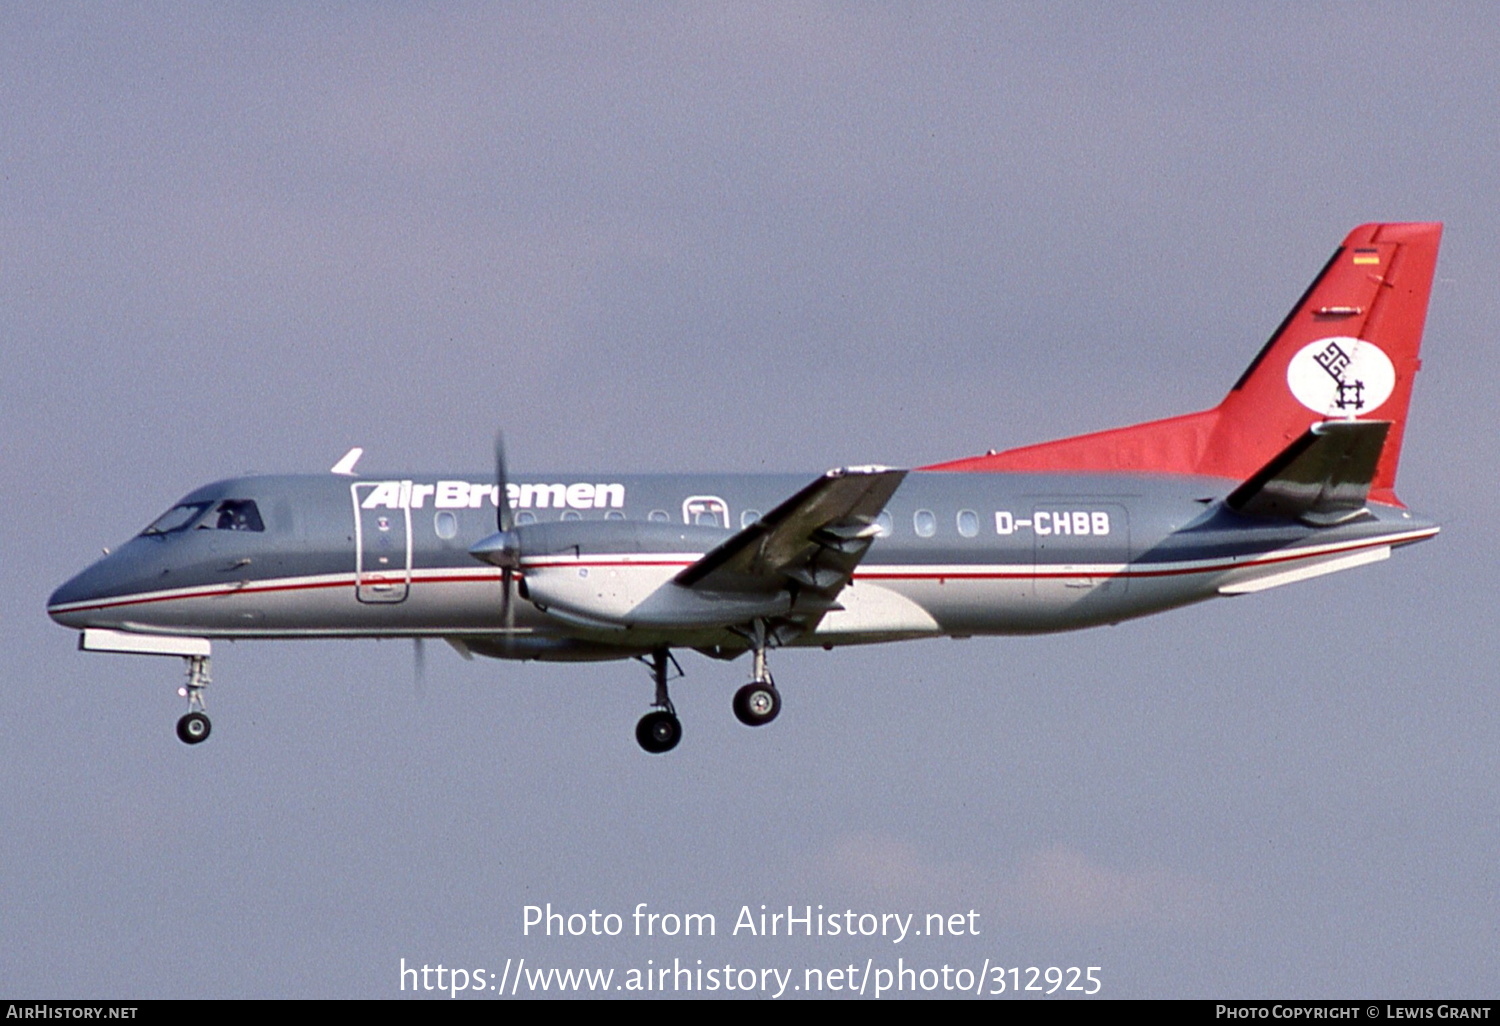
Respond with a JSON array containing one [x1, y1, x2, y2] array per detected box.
[[927, 223, 1442, 506]]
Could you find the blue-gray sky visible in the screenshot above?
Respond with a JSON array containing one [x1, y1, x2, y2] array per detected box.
[[4, 3, 1497, 998]]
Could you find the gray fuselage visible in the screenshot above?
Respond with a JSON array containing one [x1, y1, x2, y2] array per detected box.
[[47, 469, 1437, 661]]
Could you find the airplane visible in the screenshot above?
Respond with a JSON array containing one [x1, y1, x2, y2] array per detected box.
[[48, 222, 1443, 754]]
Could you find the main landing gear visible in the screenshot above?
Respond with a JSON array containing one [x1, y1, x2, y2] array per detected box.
[[635, 649, 683, 754], [732, 634, 780, 727], [631, 624, 784, 753], [175, 654, 212, 745]]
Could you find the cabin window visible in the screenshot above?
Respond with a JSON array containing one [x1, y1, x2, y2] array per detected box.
[[914, 509, 937, 538], [434, 511, 458, 539], [648, 509, 670, 523], [741, 509, 762, 528], [561, 510, 582, 522], [957, 509, 979, 538], [516, 511, 538, 526], [141, 501, 211, 536], [605, 510, 626, 521], [875, 511, 893, 537], [203, 499, 264, 532]]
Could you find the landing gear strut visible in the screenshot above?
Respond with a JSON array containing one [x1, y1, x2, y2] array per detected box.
[[634, 649, 682, 754], [175, 654, 212, 745], [732, 621, 781, 728]]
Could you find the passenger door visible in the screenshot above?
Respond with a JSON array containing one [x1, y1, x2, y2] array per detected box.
[[351, 482, 412, 603]]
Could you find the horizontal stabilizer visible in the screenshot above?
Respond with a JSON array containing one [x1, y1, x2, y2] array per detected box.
[[1226, 420, 1390, 525], [1218, 545, 1391, 594]]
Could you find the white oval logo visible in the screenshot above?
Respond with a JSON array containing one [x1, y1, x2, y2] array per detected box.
[[1286, 337, 1396, 416]]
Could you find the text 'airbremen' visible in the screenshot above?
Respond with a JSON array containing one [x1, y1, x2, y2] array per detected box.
[[361, 481, 625, 511]]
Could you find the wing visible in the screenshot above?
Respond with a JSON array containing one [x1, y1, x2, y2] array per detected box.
[[674, 467, 906, 609]]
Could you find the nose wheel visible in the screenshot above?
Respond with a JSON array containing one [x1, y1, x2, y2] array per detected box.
[[177, 711, 211, 744], [175, 654, 212, 745]]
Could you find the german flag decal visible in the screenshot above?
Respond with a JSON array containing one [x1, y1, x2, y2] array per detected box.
[[1352, 247, 1381, 266]]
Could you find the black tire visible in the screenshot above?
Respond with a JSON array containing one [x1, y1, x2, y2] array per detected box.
[[176, 712, 212, 745], [733, 681, 780, 727], [635, 710, 682, 754]]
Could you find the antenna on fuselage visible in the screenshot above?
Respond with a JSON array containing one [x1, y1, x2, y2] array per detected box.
[[330, 447, 364, 475]]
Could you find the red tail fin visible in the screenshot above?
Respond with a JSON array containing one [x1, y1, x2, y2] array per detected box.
[[926, 222, 1442, 506]]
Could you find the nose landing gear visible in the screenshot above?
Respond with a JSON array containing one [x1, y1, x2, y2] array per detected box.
[[175, 654, 212, 746], [77, 630, 217, 747]]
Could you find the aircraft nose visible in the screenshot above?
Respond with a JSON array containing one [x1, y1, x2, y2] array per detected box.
[[49, 566, 106, 628], [48, 553, 141, 629]]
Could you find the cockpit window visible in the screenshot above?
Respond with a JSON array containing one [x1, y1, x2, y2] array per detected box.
[[141, 501, 212, 536], [200, 499, 265, 532]]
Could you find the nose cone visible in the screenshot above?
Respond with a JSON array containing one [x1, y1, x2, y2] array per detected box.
[[49, 560, 118, 628], [48, 542, 166, 629]]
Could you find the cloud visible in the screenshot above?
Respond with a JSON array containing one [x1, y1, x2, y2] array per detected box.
[[818, 833, 940, 893], [1002, 845, 1218, 929], [817, 833, 1219, 931]]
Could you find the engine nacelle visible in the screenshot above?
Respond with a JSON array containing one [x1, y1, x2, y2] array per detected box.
[[512, 521, 791, 629]]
